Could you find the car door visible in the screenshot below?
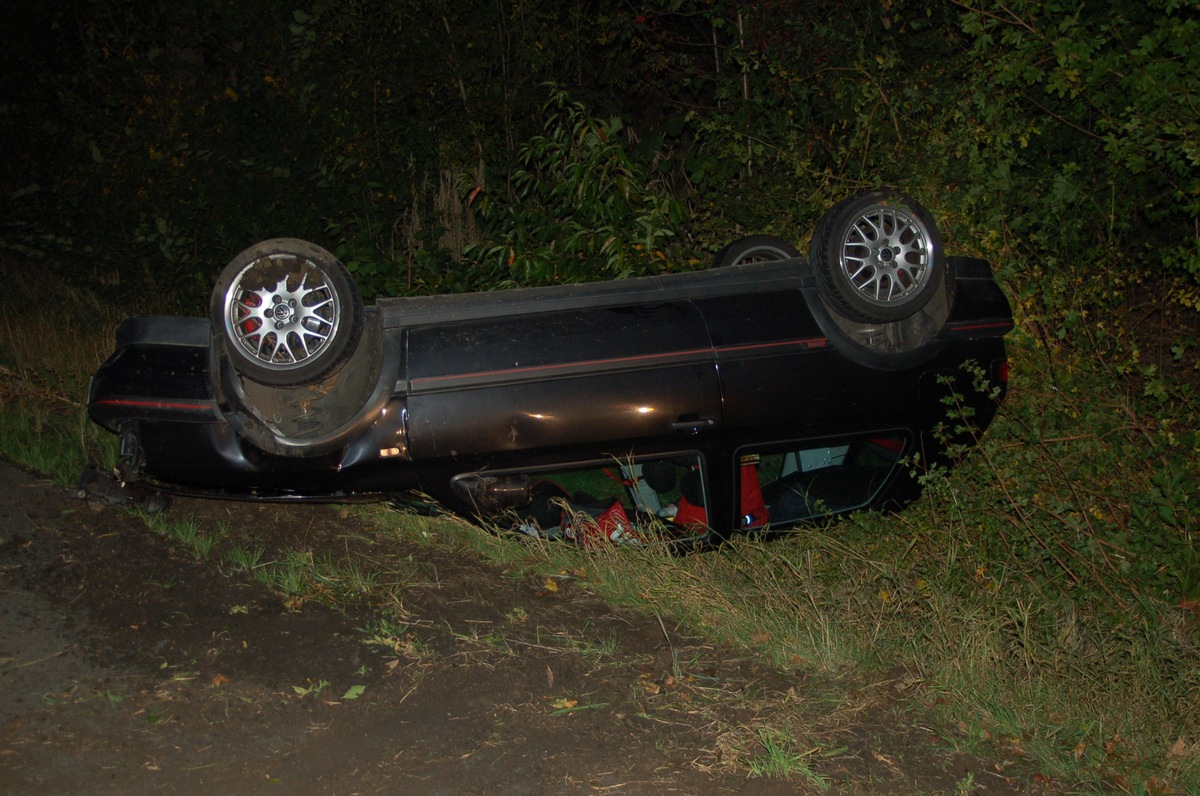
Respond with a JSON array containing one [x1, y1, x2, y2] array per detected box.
[[694, 289, 924, 441], [403, 300, 721, 462]]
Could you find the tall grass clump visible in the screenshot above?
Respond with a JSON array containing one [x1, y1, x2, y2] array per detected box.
[[0, 256, 126, 481]]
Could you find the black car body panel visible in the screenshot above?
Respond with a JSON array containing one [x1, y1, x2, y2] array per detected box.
[[89, 250, 1012, 538]]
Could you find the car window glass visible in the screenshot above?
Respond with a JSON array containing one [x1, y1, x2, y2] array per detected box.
[[738, 434, 906, 530], [494, 454, 709, 544]]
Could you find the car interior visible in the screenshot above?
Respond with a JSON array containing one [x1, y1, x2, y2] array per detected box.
[[488, 432, 907, 541]]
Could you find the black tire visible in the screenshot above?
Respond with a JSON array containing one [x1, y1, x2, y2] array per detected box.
[[211, 238, 363, 387], [711, 235, 800, 268], [810, 191, 945, 323]]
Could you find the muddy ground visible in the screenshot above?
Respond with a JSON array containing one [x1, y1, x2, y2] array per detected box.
[[0, 461, 1051, 795]]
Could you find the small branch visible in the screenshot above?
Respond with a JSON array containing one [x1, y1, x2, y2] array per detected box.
[[950, 0, 1038, 35]]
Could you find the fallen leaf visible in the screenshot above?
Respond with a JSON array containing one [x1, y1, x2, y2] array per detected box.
[[551, 698, 578, 710], [542, 578, 559, 593], [1147, 775, 1172, 795], [341, 685, 366, 701], [871, 751, 898, 772], [211, 674, 229, 688]]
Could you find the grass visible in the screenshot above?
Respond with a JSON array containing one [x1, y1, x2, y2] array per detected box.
[[3, 251, 1199, 792], [573, 632, 619, 659], [746, 726, 831, 786], [0, 260, 125, 483], [256, 549, 314, 597], [145, 513, 228, 560], [224, 544, 266, 574]]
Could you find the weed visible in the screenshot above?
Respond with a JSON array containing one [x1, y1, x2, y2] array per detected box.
[[142, 513, 227, 560], [746, 726, 830, 787], [332, 560, 381, 596], [359, 617, 429, 660], [223, 545, 266, 574], [573, 633, 618, 659], [549, 699, 609, 716], [145, 574, 180, 590], [256, 549, 314, 596], [308, 556, 390, 601], [291, 679, 330, 698]]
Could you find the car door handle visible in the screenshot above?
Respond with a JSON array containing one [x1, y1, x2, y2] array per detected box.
[[670, 415, 716, 434]]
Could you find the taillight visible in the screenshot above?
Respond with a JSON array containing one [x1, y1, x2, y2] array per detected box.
[[994, 359, 1010, 402]]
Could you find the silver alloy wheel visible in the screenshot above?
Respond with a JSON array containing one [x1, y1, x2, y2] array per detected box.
[[212, 239, 363, 388], [223, 253, 342, 372], [837, 204, 933, 308]]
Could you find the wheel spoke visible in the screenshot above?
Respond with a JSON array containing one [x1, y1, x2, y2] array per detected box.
[[277, 334, 298, 364]]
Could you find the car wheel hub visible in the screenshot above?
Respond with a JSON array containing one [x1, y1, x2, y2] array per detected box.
[[840, 207, 931, 306], [226, 262, 340, 368]]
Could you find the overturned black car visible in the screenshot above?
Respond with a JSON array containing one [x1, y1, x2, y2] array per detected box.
[[88, 191, 1012, 543]]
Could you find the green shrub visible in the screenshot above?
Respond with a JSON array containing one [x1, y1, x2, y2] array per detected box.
[[463, 87, 685, 286]]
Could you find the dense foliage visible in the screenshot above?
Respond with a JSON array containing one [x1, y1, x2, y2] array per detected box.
[[4, 1, 1198, 301]]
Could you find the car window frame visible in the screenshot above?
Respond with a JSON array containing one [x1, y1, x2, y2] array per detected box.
[[732, 429, 912, 531]]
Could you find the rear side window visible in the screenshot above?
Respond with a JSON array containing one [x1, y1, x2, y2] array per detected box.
[[737, 434, 907, 530], [476, 454, 709, 544]]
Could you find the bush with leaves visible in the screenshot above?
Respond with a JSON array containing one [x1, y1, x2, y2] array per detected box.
[[911, 333, 1200, 607], [463, 88, 685, 287]]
